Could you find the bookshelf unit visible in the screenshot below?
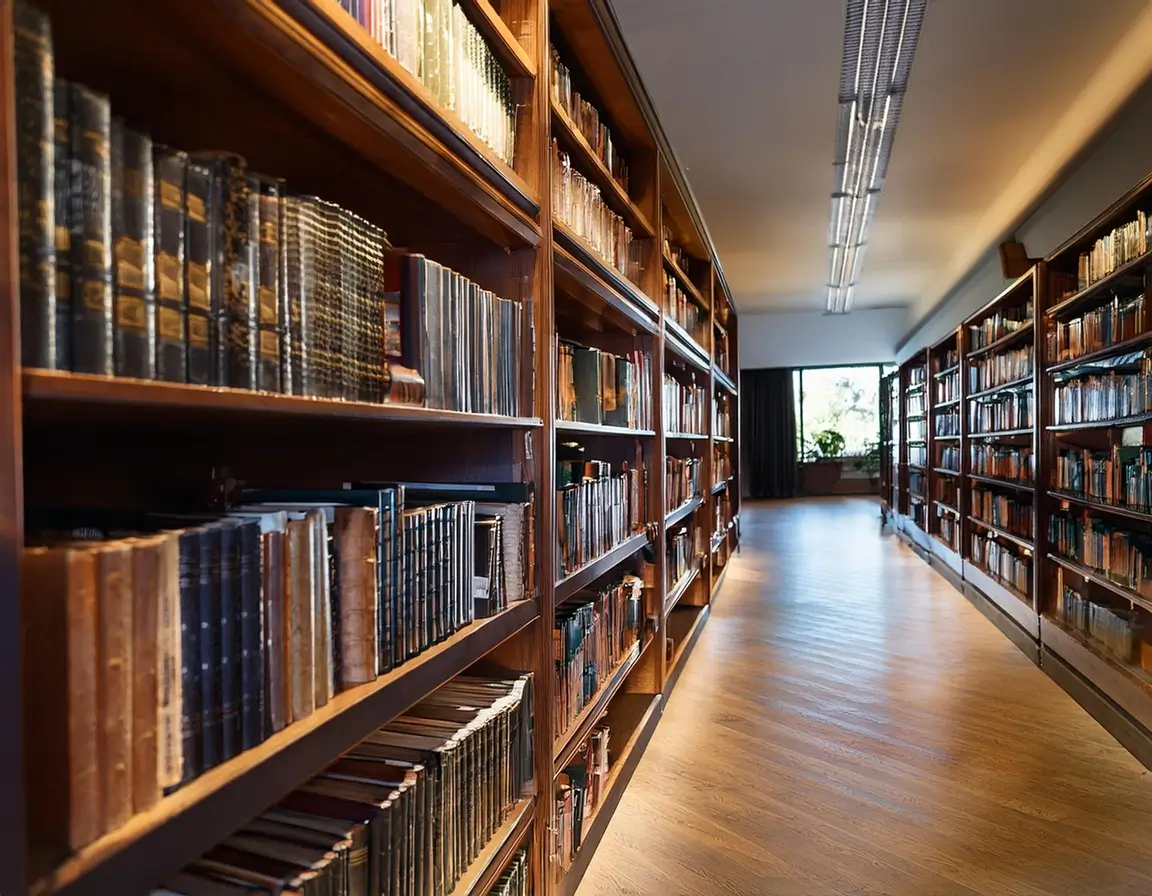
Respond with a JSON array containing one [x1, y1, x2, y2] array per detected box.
[[898, 350, 929, 552], [0, 4, 740, 896]]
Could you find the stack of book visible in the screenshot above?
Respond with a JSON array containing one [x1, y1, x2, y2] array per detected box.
[[1077, 211, 1152, 289], [714, 393, 732, 438], [713, 441, 732, 483], [971, 444, 1033, 482], [968, 303, 1033, 351], [967, 346, 1032, 392], [555, 724, 610, 875], [488, 849, 531, 896], [1053, 576, 1144, 666], [935, 368, 960, 403], [339, 0, 518, 166], [664, 234, 694, 276], [909, 444, 927, 467], [1049, 514, 1152, 599], [934, 410, 961, 436], [555, 460, 646, 577], [1054, 447, 1114, 501], [667, 524, 703, 588], [1053, 363, 1152, 425], [149, 670, 533, 896], [554, 575, 642, 738], [550, 46, 628, 189], [972, 488, 1034, 538], [938, 445, 960, 472], [715, 323, 730, 373], [909, 469, 925, 496], [907, 418, 927, 442], [556, 341, 653, 429], [1049, 291, 1145, 362], [937, 508, 958, 550], [552, 140, 638, 280], [971, 533, 1030, 595], [664, 271, 706, 346], [713, 490, 732, 542], [906, 392, 926, 416], [968, 391, 1033, 433], [908, 365, 927, 387], [666, 456, 702, 510], [663, 374, 707, 435]]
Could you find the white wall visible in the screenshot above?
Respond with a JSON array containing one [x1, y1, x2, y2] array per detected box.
[[897, 78, 1152, 361], [739, 307, 906, 370]]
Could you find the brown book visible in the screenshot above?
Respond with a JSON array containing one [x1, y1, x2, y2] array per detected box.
[[335, 506, 379, 688], [96, 541, 134, 832], [265, 526, 289, 734], [130, 536, 162, 814], [286, 518, 315, 723], [21, 546, 102, 852], [157, 532, 183, 790]]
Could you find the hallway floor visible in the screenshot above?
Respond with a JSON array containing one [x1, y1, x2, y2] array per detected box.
[[576, 498, 1152, 896]]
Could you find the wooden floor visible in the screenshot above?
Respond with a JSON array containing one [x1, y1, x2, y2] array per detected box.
[[576, 497, 1152, 896]]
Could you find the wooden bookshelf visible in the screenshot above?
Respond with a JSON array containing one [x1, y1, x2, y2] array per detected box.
[[1, 0, 741, 894]]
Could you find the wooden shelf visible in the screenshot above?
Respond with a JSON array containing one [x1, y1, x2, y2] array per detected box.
[[969, 428, 1033, 439], [664, 562, 701, 616], [30, 598, 539, 896], [555, 531, 650, 603], [551, 99, 654, 237], [664, 318, 711, 371], [553, 219, 658, 318], [711, 479, 730, 495], [908, 463, 926, 471], [1047, 553, 1152, 616], [967, 516, 1035, 552], [553, 241, 660, 335], [933, 364, 960, 379], [1045, 331, 1152, 374], [933, 434, 960, 441], [966, 321, 1034, 359], [933, 500, 959, 516], [966, 375, 1034, 400], [1050, 490, 1152, 524], [665, 431, 708, 441], [713, 434, 734, 443], [665, 496, 703, 528], [933, 467, 959, 477], [968, 473, 1035, 492], [446, 796, 536, 896], [1045, 253, 1152, 319], [662, 251, 706, 307], [713, 367, 737, 395], [461, 0, 537, 78], [1047, 412, 1152, 432], [555, 419, 656, 438], [933, 397, 961, 410], [553, 639, 644, 775]]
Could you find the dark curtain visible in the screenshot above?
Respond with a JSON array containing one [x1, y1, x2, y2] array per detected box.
[[741, 367, 797, 499]]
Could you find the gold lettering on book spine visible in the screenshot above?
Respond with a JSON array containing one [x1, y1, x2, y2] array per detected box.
[[157, 252, 182, 301], [187, 263, 209, 310], [115, 295, 146, 332], [82, 279, 109, 312], [115, 237, 146, 290], [186, 194, 206, 224], [259, 329, 280, 359], [188, 315, 210, 347], [157, 306, 184, 342], [258, 285, 277, 325], [159, 180, 182, 211]]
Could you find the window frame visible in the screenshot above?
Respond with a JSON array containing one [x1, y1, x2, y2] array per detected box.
[[793, 362, 887, 462]]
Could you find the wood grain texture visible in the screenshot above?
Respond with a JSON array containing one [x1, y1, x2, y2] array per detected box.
[[577, 497, 1152, 896]]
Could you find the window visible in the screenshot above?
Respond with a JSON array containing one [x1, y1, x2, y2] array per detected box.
[[793, 365, 882, 459]]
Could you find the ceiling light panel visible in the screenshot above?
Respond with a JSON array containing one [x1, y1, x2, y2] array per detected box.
[[826, 0, 926, 314]]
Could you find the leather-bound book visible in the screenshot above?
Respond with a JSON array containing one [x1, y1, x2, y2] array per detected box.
[[184, 162, 214, 385], [69, 84, 113, 375], [282, 196, 305, 396], [153, 146, 188, 383], [264, 521, 289, 733], [254, 175, 283, 394], [129, 536, 162, 814], [286, 517, 316, 723], [237, 519, 265, 750], [336, 506, 379, 688], [21, 545, 101, 852], [111, 121, 156, 379], [176, 528, 203, 784], [309, 508, 334, 707], [52, 79, 71, 370], [14, 1, 57, 370], [156, 531, 183, 791], [96, 541, 134, 832], [198, 524, 223, 771], [218, 520, 242, 761]]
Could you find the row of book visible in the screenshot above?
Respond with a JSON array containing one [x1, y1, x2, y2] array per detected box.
[[1055, 445, 1152, 511], [555, 460, 646, 578], [971, 534, 1030, 596], [1048, 292, 1145, 364], [968, 392, 1033, 433], [937, 508, 959, 551], [666, 456, 702, 510], [935, 348, 960, 371], [907, 393, 926, 417], [932, 474, 959, 508], [556, 341, 653, 430], [1049, 514, 1152, 600], [554, 575, 643, 740], [339, 0, 518, 166], [968, 302, 1033, 351], [908, 419, 927, 442], [148, 670, 533, 896], [909, 499, 927, 530], [664, 270, 706, 347], [713, 491, 732, 545], [713, 441, 732, 484], [550, 46, 629, 190], [668, 524, 703, 590], [1052, 583, 1143, 666], [935, 411, 960, 437], [909, 470, 925, 495], [967, 346, 1032, 393], [972, 488, 1034, 539], [1077, 210, 1152, 291], [1053, 369, 1152, 425], [935, 369, 959, 403], [938, 445, 960, 472], [908, 365, 927, 386], [663, 375, 707, 435], [909, 444, 927, 467], [971, 444, 1034, 483], [554, 723, 610, 876], [715, 394, 732, 439], [715, 324, 730, 374], [23, 484, 531, 854], [553, 141, 640, 281], [663, 233, 696, 281], [488, 849, 530, 896]]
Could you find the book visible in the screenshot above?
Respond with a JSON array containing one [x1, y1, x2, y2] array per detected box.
[[556, 458, 646, 578], [662, 373, 707, 435], [96, 541, 134, 832], [52, 78, 71, 370], [111, 121, 156, 379], [254, 175, 283, 393], [131, 535, 164, 815], [184, 162, 214, 385], [153, 146, 188, 382]]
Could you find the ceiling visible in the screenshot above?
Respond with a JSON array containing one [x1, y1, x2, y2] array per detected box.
[[611, 0, 1152, 324]]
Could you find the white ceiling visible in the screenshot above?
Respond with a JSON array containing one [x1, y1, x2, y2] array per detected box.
[[612, 0, 1152, 324]]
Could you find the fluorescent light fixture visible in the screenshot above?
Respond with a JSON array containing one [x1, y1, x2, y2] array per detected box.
[[826, 0, 926, 314]]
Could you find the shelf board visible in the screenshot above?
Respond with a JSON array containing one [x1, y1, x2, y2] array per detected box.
[[933, 364, 960, 379], [22, 370, 543, 431], [966, 375, 1034, 400], [711, 479, 729, 495], [553, 242, 660, 335], [933, 397, 961, 410], [1049, 490, 1152, 524], [664, 561, 701, 616], [713, 367, 737, 395], [905, 382, 926, 394], [553, 639, 644, 775], [932, 467, 959, 477], [966, 321, 1035, 360], [908, 463, 926, 471], [446, 796, 536, 896], [460, 0, 536, 78], [1045, 253, 1152, 319], [710, 530, 726, 554], [1047, 412, 1152, 432], [968, 473, 1035, 492], [29, 598, 539, 896], [664, 319, 711, 371], [967, 516, 1034, 552], [553, 220, 658, 319], [662, 251, 707, 307], [665, 496, 703, 528], [555, 419, 655, 438], [906, 414, 926, 421], [968, 428, 1033, 439], [551, 99, 654, 237], [1045, 330, 1152, 375], [713, 434, 734, 443], [1047, 553, 1152, 616], [665, 431, 708, 441], [933, 500, 960, 517], [555, 531, 649, 603], [933, 434, 960, 441]]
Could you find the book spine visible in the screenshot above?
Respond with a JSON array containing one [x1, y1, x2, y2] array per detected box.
[[198, 526, 223, 771], [255, 176, 283, 393], [130, 538, 161, 815], [219, 522, 242, 761], [153, 146, 188, 382], [14, 2, 56, 369], [52, 79, 71, 370], [214, 162, 257, 389], [238, 521, 265, 750], [111, 122, 156, 379], [184, 163, 213, 384], [311, 508, 334, 707], [336, 506, 379, 687], [96, 543, 134, 833], [156, 533, 183, 791], [177, 530, 203, 785], [68, 85, 113, 375], [263, 528, 288, 733], [287, 518, 316, 721]]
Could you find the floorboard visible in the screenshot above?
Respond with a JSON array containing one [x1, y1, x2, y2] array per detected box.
[[575, 497, 1152, 896]]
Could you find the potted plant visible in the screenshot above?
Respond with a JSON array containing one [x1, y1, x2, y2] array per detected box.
[[801, 429, 845, 494]]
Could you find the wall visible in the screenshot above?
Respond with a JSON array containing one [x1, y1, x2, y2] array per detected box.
[[897, 77, 1152, 361], [739, 307, 906, 370]]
